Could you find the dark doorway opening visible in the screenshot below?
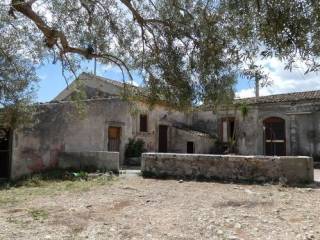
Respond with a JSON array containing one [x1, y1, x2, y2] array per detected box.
[[263, 117, 286, 156], [158, 125, 168, 153], [187, 141, 194, 154], [0, 128, 10, 179], [108, 127, 121, 152]]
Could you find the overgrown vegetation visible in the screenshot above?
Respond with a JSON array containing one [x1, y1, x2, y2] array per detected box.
[[125, 138, 146, 158]]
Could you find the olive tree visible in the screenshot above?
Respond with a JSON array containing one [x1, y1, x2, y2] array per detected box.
[[1, 0, 320, 114]]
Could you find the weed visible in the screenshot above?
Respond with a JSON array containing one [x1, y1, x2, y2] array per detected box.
[[29, 208, 49, 221]]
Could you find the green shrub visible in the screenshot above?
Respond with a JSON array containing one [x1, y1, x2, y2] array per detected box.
[[125, 138, 146, 158]]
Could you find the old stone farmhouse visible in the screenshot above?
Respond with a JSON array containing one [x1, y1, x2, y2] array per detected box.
[[0, 72, 319, 179]]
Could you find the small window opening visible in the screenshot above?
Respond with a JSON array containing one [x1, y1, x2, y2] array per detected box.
[[187, 141, 194, 153], [140, 114, 148, 132]]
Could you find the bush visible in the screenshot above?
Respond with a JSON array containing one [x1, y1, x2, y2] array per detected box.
[[125, 138, 146, 158]]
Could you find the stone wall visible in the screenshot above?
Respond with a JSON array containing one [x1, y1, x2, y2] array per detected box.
[[58, 151, 119, 172], [168, 127, 215, 154], [195, 101, 320, 160], [141, 153, 314, 185], [9, 98, 192, 179], [10, 98, 133, 179]]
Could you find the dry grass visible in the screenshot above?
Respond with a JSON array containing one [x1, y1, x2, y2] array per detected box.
[[0, 171, 319, 240], [0, 171, 115, 208]]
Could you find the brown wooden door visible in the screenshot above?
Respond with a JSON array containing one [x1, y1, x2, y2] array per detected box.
[[108, 127, 121, 152], [264, 117, 286, 156], [0, 128, 10, 178], [158, 125, 168, 153]]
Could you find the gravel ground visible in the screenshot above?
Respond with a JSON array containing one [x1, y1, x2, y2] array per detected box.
[[0, 171, 320, 240]]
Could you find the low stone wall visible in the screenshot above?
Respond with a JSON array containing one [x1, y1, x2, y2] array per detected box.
[[58, 151, 119, 172], [141, 153, 314, 185]]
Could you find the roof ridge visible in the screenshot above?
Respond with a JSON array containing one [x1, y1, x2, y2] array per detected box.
[[79, 72, 125, 87], [239, 89, 320, 101], [235, 89, 320, 105]]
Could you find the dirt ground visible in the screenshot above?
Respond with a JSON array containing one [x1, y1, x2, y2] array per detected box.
[[0, 171, 320, 240]]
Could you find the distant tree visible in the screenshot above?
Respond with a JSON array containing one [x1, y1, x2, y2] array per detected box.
[[1, 0, 320, 111]]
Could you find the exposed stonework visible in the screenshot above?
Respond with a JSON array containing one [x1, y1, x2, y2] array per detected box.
[[6, 72, 320, 179], [141, 153, 314, 185], [10, 97, 214, 179], [58, 151, 119, 172], [197, 98, 320, 160]]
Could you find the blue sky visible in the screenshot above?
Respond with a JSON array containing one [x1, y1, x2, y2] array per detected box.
[[36, 60, 142, 102], [36, 58, 319, 102]]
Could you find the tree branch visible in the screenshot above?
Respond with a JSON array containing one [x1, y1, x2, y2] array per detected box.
[[119, 0, 169, 26], [10, 0, 134, 81]]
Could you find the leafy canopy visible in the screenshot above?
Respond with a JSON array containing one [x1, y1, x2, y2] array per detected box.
[[1, 0, 320, 112]]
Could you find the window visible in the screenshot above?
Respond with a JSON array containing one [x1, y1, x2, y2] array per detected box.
[[221, 118, 235, 143], [140, 114, 148, 132], [187, 141, 194, 153]]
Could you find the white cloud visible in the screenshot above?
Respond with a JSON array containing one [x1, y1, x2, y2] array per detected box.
[[236, 58, 320, 98]]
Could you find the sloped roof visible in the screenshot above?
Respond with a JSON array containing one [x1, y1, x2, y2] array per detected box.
[[53, 72, 136, 101], [236, 90, 320, 105], [80, 72, 125, 88], [172, 125, 212, 138]]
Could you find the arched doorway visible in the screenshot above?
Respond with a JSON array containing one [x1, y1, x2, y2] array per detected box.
[[0, 128, 10, 178], [263, 117, 286, 156]]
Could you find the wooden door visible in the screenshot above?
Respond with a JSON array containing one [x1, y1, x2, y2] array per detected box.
[[264, 117, 286, 156], [0, 128, 10, 178], [158, 125, 168, 153], [108, 127, 121, 152]]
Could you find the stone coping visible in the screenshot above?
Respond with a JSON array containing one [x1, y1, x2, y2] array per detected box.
[[142, 153, 311, 159]]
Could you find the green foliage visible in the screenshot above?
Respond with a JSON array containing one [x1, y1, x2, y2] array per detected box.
[[0, 54, 38, 128], [125, 138, 146, 158], [239, 103, 249, 119], [71, 171, 88, 181], [2, 0, 320, 111], [128, 102, 141, 117], [0, 7, 40, 128], [68, 80, 88, 119]]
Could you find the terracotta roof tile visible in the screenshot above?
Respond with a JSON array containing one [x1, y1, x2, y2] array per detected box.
[[236, 90, 320, 104]]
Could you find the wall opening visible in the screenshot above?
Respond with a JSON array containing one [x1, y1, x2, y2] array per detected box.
[[187, 141, 194, 153], [0, 128, 10, 178], [108, 127, 121, 152], [158, 125, 168, 153], [139, 114, 148, 132], [263, 117, 286, 156], [221, 117, 235, 143]]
